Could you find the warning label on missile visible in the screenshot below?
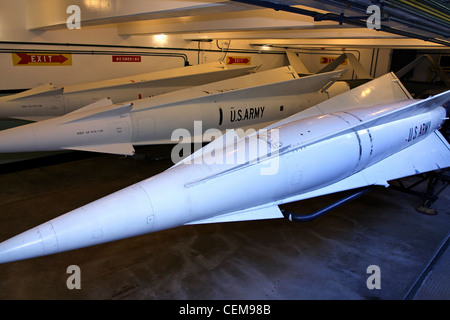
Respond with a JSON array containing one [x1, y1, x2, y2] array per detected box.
[[226, 56, 251, 65], [12, 53, 72, 66]]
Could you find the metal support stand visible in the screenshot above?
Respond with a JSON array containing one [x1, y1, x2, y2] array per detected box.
[[390, 169, 450, 215]]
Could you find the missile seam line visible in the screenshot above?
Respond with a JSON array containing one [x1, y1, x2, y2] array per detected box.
[[344, 108, 375, 157], [49, 222, 59, 253], [36, 222, 59, 254], [349, 129, 363, 164], [133, 184, 155, 230], [343, 111, 366, 162], [219, 107, 223, 126], [36, 228, 45, 254], [329, 112, 364, 167], [342, 111, 363, 122]]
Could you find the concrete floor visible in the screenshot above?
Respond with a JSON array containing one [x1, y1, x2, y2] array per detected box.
[[0, 145, 449, 300]]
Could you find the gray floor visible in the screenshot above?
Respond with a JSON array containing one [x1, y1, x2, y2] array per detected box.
[[0, 145, 449, 300]]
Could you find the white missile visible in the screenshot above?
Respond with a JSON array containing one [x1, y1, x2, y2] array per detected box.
[[0, 61, 256, 121], [0, 72, 449, 264], [0, 67, 349, 156]]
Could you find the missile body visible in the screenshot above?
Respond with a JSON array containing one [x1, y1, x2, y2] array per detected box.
[[0, 68, 349, 156], [0, 61, 256, 121], [0, 85, 448, 264]]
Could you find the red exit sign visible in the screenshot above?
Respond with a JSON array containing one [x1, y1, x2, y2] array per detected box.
[[226, 56, 251, 65]]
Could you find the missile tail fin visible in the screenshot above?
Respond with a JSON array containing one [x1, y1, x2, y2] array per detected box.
[[67, 97, 114, 115], [285, 50, 312, 75], [317, 53, 373, 79], [351, 89, 450, 131], [317, 54, 348, 74], [265, 72, 414, 130], [186, 204, 283, 225], [303, 89, 450, 151], [2, 84, 63, 101]]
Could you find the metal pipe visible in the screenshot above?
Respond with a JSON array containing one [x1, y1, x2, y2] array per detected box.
[[281, 186, 374, 222], [0, 40, 286, 57], [394, 0, 450, 24], [230, 0, 450, 47]]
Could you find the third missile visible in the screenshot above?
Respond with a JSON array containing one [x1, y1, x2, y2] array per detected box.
[[0, 61, 255, 121]]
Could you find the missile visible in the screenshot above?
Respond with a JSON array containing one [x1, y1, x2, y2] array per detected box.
[[0, 67, 349, 156], [0, 61, 256, 121], [0, 72, 449, 264]]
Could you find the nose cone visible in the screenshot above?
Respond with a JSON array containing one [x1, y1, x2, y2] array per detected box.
[[0, 124, 37, 153], [0, 184, 155, 264], [0, 223, 57, 264]]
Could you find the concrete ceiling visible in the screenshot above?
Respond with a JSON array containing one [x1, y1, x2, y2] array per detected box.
[[25, 0, 450, 49]]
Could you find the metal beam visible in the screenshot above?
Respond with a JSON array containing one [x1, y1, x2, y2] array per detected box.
[[26, 0, 255, 30]]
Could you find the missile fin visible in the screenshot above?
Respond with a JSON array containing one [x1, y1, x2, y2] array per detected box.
[[317, 53, 348, 74], [9, 116, 54, 122], [345, 53, 373, 79], [278, 90, 450, 164], [337, 89, 450, 137], [264, 72, 415, 130], [185, 69, 346, 106], [66, 97, 114, 115], [317, 53, 372, 79], [4, 84, 63, 101], [285, 50, 312, 75], [186, 204, 283, 225], [293, 89, 449, 150], [64, 62, 256, 93], [63, 143, 135, 156]]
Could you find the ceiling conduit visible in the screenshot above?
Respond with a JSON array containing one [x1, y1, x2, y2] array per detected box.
[[231, 0, 450, 47]]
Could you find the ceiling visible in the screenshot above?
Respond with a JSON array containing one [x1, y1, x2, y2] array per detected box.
[[25, 0, 450, 49]]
